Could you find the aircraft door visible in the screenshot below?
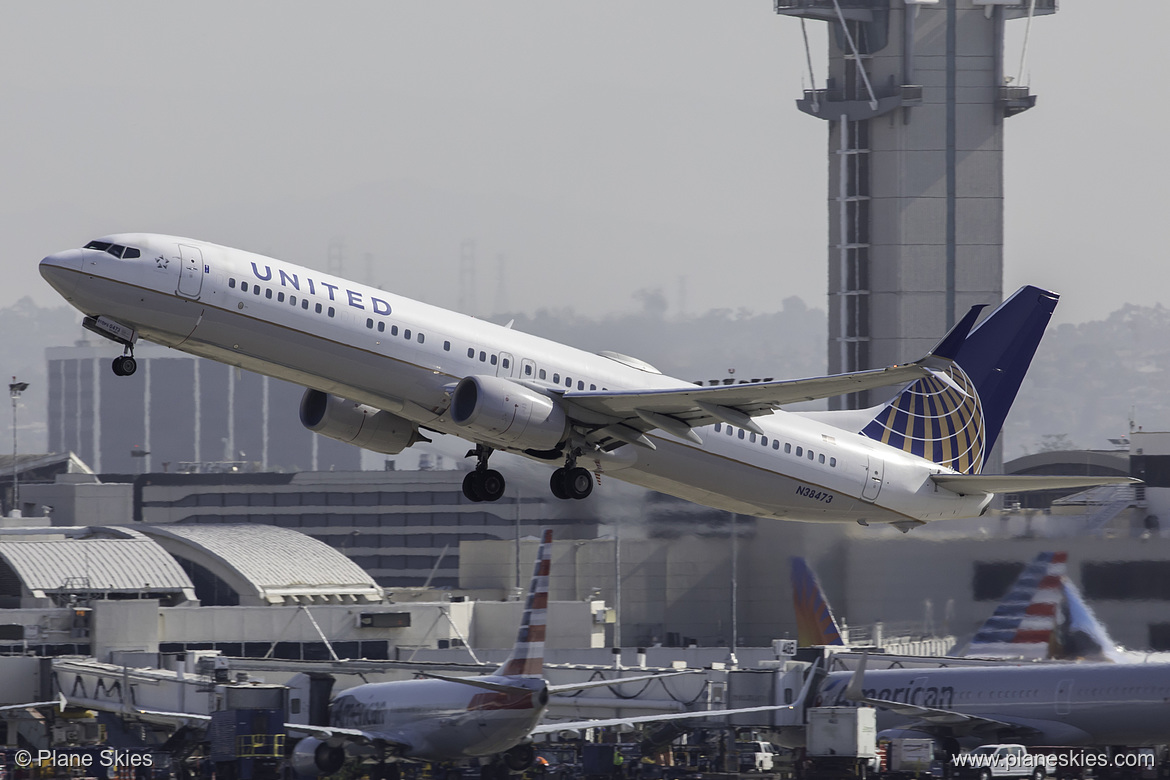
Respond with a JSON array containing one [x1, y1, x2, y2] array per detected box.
[[497, 352, 516, 378], [520, 358, 537, 382], [861, 455, 884, 502], [1055, 678, 1073, 715], [177, 244, 204, 299]]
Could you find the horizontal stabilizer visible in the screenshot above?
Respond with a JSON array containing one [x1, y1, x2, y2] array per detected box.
[[931, 474, 1141, 496]]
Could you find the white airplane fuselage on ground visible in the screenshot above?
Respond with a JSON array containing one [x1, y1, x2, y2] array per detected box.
[[40, 233, 1009, 526]]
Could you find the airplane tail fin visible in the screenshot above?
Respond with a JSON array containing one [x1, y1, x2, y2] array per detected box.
[[1056, 576, 1124, 662], [497, 529, 552, 679], [860, 286, 1058, 474], [964, 551, 1066, 660], [791, 556, 844, 647]]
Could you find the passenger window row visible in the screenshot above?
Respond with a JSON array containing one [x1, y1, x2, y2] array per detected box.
[[713, 423, 837, 467], [226, 275, 613, 387]]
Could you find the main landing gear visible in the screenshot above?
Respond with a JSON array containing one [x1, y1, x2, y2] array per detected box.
[[463, 445, 506, 503], [550, 449, 593, 501], [460, 445, 596, 502]]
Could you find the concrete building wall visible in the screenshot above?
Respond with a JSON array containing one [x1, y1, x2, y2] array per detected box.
[[46, 343, 358, 474]]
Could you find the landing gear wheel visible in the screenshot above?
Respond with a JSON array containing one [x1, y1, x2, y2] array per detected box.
[[478, 469, 506, 501], [550, 468, 568, 500], [565, 467, 593, 499], [463, 471, 485, 502], [112, 355, 137, 376], [463, 468, 506, 502]]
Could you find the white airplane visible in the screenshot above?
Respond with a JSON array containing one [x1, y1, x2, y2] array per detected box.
[[818, 652, 1170, 748], [39, 234, 1134, 529], [287, 529, 562, 778]]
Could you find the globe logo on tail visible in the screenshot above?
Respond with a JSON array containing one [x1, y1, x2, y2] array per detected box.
[[861, 364, 986, 475]]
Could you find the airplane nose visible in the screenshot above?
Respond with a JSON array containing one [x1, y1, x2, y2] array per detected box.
[[39, 249, 83, 298]]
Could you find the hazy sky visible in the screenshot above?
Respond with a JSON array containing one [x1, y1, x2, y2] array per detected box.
[[3, 2, 1167, 326]]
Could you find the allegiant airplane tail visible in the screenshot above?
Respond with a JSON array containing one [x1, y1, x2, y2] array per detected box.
[[860, 286, 1059, 474], [496, 529, 552, 678], [791, 556, 844, 646]]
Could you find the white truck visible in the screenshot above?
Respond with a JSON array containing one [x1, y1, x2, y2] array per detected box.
[[738, 741, 780, 772], [802, 706, 879, 779], [957, 744, 1045, 780]]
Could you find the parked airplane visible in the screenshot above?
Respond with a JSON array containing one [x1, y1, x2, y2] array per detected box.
[[39, 234, 1134, 528], [818, 652, 1170, 747]]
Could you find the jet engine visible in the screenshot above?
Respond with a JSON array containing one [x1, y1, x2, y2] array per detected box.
[[300, 390, 425, 455], [501, 743, 536, 772], [450, 376, 567, 451], [290, 737, 346, 777]]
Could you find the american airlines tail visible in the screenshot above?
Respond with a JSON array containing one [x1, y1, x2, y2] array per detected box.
[[860, 286, 1059, 475], [791, 556, 845, 646], [964, 551, 1067, 660], [496, 529, 552, 678]]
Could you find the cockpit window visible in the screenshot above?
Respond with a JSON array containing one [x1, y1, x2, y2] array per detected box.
[[84, 240, 140, 259]]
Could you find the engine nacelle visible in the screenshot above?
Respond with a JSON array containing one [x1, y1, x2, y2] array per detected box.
[[290, 737, 346, 778], [450, 375, 567, 451], [300, 389, 423, 455]]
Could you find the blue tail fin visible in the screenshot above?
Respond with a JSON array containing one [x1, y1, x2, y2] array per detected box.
[[860, 286, 1058, 473], [1056, 576, 1123, 662], [791, 556, 844, 647]]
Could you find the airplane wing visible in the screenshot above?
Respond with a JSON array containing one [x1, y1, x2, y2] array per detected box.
[[285, 723, 395, 744], [562, 363, 935, 450], [548, 670, 703, 695], [558, 306, 986, 450], [0, 693, 68, 713], [529, 703, 801, 735], [533, 657, 820, 734], [931, 474, 1141, 496]]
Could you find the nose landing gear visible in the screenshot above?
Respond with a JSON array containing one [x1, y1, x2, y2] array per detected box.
[[112, 350, 137, 377]]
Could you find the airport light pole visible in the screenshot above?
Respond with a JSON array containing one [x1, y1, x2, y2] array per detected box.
[[9, 378, 28, 516]]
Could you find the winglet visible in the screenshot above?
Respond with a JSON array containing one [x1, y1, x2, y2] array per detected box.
[[842, 652, 868, 702], [497, 529, 552, 678]]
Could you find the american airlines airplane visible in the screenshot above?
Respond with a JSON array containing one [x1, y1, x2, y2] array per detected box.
[[38, 234, 1133, 529], [817, 653, 1170, 747]]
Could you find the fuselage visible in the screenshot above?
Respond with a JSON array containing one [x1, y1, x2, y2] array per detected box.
[[330, 675, 548, 761], [817, 663, 1170, 746], [39, 233, 991, 525]]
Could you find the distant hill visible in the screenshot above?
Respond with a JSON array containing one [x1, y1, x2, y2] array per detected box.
[[8, 295, 1163, 461]]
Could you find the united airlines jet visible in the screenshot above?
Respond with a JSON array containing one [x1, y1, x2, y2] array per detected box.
[[39, 234, 1133, 529]]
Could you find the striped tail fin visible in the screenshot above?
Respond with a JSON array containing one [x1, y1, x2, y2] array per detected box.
[[860, 286, 1058, 474], [964, 551, 1066, 660], [497, 529, 552, 678], [791, 556, 844, 647]]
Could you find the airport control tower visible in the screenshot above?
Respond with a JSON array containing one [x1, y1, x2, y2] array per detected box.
[[775, 0, 1054, 409]]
